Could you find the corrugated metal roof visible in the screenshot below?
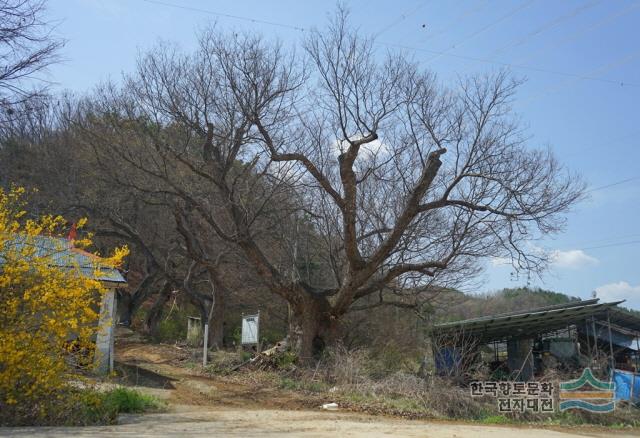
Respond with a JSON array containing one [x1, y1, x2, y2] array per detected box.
[[432, 299, 639, 344], [608, 307, 640, 333], [1, 235, 126, 284]]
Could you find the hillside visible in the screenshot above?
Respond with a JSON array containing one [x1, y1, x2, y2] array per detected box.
[[435, 287, 580, 323]]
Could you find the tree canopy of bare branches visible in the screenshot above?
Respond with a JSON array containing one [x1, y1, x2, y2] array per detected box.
[[67, 10, 584, 361], [0, 0, 62, 121]]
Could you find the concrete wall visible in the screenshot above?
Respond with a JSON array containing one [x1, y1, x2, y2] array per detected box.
[[507, 338, 533, 381], [94, 288, 116, 374]]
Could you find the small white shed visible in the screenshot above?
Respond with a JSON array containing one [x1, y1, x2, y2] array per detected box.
[[58, 245, 127, 374], [94, 279, 126, 374], [5, 236, 127, 374]]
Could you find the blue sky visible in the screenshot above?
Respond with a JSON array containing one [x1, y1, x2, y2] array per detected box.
[[44, 0, 640, 308]]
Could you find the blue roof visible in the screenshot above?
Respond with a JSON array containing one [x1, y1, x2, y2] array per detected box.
[[1, 235, 126, 284]]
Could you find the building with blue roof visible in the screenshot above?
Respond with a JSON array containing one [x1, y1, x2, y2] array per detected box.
[[1, 235, 127, 374]]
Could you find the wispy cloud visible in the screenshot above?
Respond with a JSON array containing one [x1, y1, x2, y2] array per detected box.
[[489, 248, 598, 270], [550, 249, 598, 269]]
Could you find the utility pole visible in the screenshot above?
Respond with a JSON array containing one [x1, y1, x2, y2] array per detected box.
[[202, 323, 209, 367]]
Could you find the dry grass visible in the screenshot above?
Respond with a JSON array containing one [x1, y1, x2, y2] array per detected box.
[[268, 345, 496, 420], [197, 343, 639, 427]]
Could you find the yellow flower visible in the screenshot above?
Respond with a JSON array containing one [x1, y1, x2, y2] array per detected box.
[[0, 186, 127, 406]]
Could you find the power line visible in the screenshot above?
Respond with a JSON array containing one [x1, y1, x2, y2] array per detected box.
[[514, 1, 640, 65], [375, 0, 432, 38], [545, 177, 640, 253], [521, 48, 640, 104], [125, 3, 640, 256], [548, 238, 640, 253], [140, 0, 640, 88], [379, 40, 640, 87], [415, 0, 489, 45], [580, 239, 640, 251], [484, 0, 601, 61], [562, 232, 640, 249], [535, 178, 640, 252], [419, 0, 537, 65], [585, 176, 640, 193], [141, 0, 307, 32], [428, 0, 636, 102]]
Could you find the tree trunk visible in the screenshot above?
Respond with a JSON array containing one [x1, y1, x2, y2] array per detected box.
[[207, 284, 225, 349], [117, 289, 134, 326], [194, 286, 226, 349], [288, 293, 337, 364], [145, 282, 172, 337], [117, 273, 159, 326]]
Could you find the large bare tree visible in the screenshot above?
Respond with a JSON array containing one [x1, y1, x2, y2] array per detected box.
[[72, 12, 584, 361]]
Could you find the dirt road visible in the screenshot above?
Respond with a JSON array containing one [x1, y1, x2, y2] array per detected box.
[[4, 407, 638, 437], [1, 343, 636, 437]]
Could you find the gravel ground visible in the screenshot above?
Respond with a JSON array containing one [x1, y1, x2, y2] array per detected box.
[[2, 407, 637, 438]]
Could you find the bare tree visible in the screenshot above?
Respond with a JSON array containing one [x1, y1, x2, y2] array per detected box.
[[70, 10, 584, 362], [429, 327, 481, 383], [0, 0, 62, 121]]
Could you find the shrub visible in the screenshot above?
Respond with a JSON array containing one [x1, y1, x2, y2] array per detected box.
[[274, 350, 298, 368], [367, 344, 418, 378], [156, 313, 187, 342], [0, 186, 128, 422], [101, 387, 163, 414], [323, 345, 370, 387], [241, 351, 253, 361], [0, 387, 163, 426]]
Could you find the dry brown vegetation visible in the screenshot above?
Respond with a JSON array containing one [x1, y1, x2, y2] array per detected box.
[[187, 344, 638, 427]]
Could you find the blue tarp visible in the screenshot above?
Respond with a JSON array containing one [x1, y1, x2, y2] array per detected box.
[[613, 369, 640, 402], [435, 347, 461, 372]]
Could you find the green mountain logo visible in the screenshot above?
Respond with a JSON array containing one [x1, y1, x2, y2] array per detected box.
[[559, 368, 615, 413]]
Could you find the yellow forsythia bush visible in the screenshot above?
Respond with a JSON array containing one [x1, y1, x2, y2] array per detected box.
[[0, 186, 128, 414]]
